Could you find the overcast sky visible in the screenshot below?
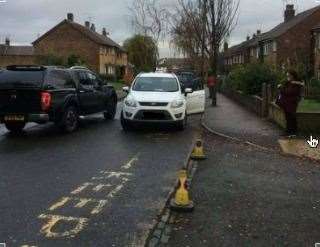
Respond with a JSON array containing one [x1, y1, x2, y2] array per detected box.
[[0, 0, 319, 58]]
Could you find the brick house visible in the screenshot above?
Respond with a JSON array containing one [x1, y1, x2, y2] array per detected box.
[[311, 25, 320, 78], [33, 13, 128, 77], [0, 38, 36, 68], [157, 57, 194, 72], [224, 4, 320, 74]]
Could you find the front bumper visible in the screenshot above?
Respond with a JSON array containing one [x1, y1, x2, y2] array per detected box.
[[123, 104, 186, 122], [0, 113, 50, 124]]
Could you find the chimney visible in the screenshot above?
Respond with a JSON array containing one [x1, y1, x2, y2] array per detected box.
[[257, 30, 261, 35], [5, 37, 10, 46], [90, 23, 96, 32], [67, 13, 74, 22], [223, 42, 229, 52], [102, 28, 109, 36], [85, 21, 90, 28], [284, 4, 295, 22]]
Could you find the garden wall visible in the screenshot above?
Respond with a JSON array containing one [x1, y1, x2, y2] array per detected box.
[[221, 87, 320, 133], [268, 102, 320, 133], [221, 88, 264, 117]]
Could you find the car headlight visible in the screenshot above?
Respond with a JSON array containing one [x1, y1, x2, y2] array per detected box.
[[171, 99, 184, 109], [124, 98, 137, 107]]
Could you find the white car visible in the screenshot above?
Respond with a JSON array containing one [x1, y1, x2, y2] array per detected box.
[[120, 72, 205, 130]]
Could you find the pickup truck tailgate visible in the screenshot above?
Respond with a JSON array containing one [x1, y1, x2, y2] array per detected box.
[[0, 89, 41, 114]]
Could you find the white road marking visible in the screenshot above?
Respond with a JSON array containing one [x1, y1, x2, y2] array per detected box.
[[38, 214, 89, 238]]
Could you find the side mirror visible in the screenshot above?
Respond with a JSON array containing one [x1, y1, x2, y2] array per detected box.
[[184, 88, 193, 96], [122, 86, 130, 93]]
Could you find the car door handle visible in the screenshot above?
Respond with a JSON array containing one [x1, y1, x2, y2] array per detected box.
[[79, 90, 85, 93]]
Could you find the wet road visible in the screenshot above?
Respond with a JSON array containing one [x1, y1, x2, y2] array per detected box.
[[0, 103, 201, 247]]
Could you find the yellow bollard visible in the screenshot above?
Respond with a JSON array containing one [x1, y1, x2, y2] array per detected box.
[[191, 139, 206, 160], [170, 169, 194, 212]]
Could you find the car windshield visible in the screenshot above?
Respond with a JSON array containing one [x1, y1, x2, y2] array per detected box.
[[132, 77, 179, 92]]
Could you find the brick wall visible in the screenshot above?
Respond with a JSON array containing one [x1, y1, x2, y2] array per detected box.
[[34, 22, 100, 72], [0, 55, 36, 68]]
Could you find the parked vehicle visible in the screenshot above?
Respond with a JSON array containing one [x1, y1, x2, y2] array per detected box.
[[0, 65, 117, 133], [120, 72, 205, 131]]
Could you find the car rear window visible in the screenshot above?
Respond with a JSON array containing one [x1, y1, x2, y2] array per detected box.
[[44, 70, 75, 89], [0, 70, 44, 88]]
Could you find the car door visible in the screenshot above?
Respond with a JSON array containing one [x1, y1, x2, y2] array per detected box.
[[76, 71, 97, 114], [186, 78, 206, 115], [87, 72, 105, 112]]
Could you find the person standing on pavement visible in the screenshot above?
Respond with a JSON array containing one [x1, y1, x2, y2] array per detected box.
[[207, 72, 217, 106], [277, 69, 304, 137]]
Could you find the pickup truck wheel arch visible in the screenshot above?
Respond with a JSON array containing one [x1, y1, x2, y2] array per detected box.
[[104, 94, 117, 120], [58, 105, 79, 133]]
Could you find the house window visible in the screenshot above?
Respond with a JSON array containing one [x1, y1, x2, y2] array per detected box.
[[273, 41, 277, 52], [263, 44, 269, 56], [106, 65, 115, 75]]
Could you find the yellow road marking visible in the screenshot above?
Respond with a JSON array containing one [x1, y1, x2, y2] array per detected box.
[[100, 171, 132, 178], [49, 197, 71, 211], [90, 199, 108, 215], [121, 154, 139, 170], [93, 183, 112, 192], [70, 182, 95, 195], [74, 198, 92, 208], [38, 214, 89, 238]]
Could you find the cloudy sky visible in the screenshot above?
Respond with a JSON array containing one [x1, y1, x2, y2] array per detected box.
[[0, 0, 319, 57]]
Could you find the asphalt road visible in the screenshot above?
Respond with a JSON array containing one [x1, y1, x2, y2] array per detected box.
[[0, 103, 201, 247]]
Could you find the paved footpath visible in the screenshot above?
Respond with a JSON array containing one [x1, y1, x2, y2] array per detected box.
[[203, 93, 282, 149], [167, 133, 320, 247], [166, 93, 320, 247]]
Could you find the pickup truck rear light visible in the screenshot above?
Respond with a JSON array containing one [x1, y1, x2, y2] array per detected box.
[[41, 91, 51, 111]]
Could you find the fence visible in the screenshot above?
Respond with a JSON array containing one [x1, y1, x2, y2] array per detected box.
[[304, 82, 320, 100]]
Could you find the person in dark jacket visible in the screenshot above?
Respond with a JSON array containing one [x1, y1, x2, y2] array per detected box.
[[277, 70, 304, 137]]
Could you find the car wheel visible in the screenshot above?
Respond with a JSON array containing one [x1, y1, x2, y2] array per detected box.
[[59, 106, 79, 133], [120, 111, 132, 131], [104, 96, 117, 120], [177, 113, 187, 131], [5, 122, 26, 133]]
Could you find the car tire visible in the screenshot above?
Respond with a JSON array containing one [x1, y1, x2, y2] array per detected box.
[[5, 122, 26, 133], [59, 105, 79, 133], [104, 95, 117, 120], [120, 111, 133, 131], [177, 113, 187, 131]]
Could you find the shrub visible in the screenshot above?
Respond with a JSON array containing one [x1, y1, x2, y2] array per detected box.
[[224, 63, 283, 95]]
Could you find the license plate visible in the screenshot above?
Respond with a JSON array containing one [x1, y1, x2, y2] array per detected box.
[[4, 115, 25, 121]]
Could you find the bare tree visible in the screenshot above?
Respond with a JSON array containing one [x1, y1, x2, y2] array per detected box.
[[171, 0, 240, 76], [129, 0, 169, 44]]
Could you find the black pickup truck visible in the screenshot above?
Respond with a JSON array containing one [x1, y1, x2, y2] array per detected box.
[[0, 65, 117, 133]]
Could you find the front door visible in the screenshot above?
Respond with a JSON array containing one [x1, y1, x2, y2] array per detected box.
[[186, 78, 205, 114]]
